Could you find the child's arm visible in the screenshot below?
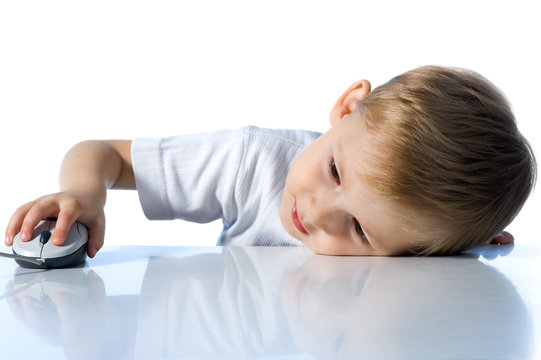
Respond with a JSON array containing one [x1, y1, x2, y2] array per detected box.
[[4, 140, 133, 258]]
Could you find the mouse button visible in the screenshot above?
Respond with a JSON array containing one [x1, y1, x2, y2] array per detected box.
[[12, 236, 42, 258], [40, 239, 78, 259], [41, 224, 87, 259], [65, 224, 87, 246]]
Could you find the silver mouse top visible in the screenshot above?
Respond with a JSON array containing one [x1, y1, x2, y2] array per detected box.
[[11, 219, 88, 268]]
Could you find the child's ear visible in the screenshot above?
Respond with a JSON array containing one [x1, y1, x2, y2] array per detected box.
[[329, 79, 371, 126]]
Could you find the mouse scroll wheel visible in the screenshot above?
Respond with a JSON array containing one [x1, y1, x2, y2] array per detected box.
[[40, 230, 52, 244]]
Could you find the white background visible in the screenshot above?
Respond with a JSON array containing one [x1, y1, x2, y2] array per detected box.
[[1, 0, 539, 249]]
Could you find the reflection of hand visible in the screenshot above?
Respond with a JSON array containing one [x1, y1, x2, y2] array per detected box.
[[5, 270, 126, 360], [5, 279, 57, 334], [53, 270, 106, 340], [5, 270, 94, 337]]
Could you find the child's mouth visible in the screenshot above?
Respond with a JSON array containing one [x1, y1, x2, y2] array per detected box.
[[292, 201, 308, 235]]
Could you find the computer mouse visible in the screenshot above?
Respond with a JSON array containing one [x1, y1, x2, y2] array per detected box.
[[12, 218, 88, 269]]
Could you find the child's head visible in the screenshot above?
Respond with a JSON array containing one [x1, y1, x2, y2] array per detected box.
[[280, 65, 536, 256], [358, 66, 536, 254]]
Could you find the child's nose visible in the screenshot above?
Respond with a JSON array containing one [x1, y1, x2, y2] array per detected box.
[[307, 194, 344, 234]]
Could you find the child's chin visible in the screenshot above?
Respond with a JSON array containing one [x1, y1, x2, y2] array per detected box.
[[281, 223, 305, 243]]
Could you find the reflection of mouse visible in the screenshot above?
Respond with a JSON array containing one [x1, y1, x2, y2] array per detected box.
[[12, 218, 88, 269], [5, 267, 90, 303]]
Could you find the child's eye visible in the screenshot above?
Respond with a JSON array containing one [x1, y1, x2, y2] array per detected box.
[[354, 218, 368, 243], [329, 158, 341, 184]]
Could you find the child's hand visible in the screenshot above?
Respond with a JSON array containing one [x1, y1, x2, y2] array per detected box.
[[4, 191, 106, 258]]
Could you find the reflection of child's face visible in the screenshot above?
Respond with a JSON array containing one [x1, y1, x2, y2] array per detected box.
[[279, 112, 421, 256], [281, 254, 530, 359]]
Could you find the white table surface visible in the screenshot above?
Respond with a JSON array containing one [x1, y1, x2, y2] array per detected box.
[[0, 244, 539, 360]]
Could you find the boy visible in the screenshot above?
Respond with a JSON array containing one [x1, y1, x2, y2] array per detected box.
[[4, 66, 536, 257]]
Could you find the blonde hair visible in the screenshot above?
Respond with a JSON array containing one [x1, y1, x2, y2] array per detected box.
[[357, 66, 536, 255]]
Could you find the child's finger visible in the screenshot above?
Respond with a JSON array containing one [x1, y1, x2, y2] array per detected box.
[[5, 202, 42, 246], [19, 199, 60, 242], [86, 217, 105, 258], [490, 231, 514, 245], [52, 211, 79, 246], [5, 202, 35, 245]]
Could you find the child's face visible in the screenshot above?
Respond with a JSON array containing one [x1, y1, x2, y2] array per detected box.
[[280, 112, 421, 256]]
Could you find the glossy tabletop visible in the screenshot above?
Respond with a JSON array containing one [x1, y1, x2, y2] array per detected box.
[[1, 244, 540, 359]]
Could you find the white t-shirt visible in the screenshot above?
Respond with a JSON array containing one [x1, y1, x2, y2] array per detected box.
[[131, 126, 321, 246]]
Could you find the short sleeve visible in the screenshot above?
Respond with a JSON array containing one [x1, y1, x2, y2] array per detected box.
[[131, 128, 245, 224]]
